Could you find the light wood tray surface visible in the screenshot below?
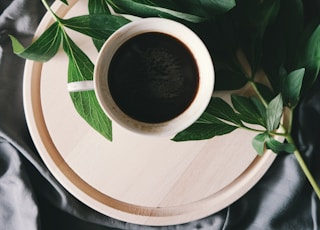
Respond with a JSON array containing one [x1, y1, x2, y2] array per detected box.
[[23, 0, 276, 226]]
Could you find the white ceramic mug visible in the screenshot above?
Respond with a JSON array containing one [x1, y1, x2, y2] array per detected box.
[[68, 17, 214, 138]]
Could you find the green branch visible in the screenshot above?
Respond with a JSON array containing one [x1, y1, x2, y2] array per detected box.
[[286, 134, 320, 199]]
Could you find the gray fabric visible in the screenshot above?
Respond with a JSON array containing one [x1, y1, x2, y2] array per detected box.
[[0, 0, 319, 229]]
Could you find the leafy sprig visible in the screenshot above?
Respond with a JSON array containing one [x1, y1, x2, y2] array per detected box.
[[9, 0, 320, 198], [173, 0, 320, 198]]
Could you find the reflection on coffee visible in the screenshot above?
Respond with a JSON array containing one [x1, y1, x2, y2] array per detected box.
[[108, 32, 199, 123]]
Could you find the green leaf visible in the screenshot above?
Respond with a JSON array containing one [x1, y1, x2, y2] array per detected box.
[[231, 95, 265, 126], [298, 24, 320, 92], [106, 0, 206, 23], [282, 67, 305, 108], [9, 22, 62, 62], [262, 0, 304, 92], [192, 15, 248, 91], [173, 112, 237, 141], [88, 0, 111, 14], [266, 94, 283, 131], [252, 132, 268, 155], [265, 135, 295, 154], [206, 97, 243, 126], [199, 0, 236, 14], [61, 15, 130, 40], [62, 34, 112, 140], [62, 34, 93, 82], [88, 0, 112, 50], [70, 91, 112, 141]]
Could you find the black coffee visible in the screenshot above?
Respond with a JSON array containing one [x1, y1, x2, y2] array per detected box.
[[108, 32, 199, 123]]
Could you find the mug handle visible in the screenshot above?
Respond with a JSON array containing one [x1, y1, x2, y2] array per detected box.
[[67, 80, 94, 92]]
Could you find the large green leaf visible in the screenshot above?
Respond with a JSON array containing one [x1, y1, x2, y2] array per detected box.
[[173, 112, 237, 141], [9, 22, 62, 62], [191, 15, 248, 91], [61, 15, 130, 40], [262, 0, 304, 92], [62, 34, 112, 140], [106, 0, 206, 22], [298, 24, 320, 92], [234, 0, 280, 76]]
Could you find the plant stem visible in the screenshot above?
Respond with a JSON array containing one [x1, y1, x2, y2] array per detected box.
[[240, 125, 265, 133], [282, 108, 320, 199], [250, 76, 320, 199], [285, 134, 320, 199], [41, 0, 60, 22], [249, 80, 268, 108]]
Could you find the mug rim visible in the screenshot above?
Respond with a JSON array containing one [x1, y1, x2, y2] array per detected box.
[[94, 17, 214, 137]]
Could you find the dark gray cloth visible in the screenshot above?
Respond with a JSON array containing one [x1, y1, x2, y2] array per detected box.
[[0, 0, 319, 229]]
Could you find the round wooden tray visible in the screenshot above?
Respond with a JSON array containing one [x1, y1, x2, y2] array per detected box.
[[23, 0, 276, 226]]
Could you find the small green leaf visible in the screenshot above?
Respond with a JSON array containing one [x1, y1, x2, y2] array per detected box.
[[106, 0, 206, 23], [265, 135, 295, 154], [62, 34, 112, 140], [173, 112, 237, 141], [266, 94, 283, 131], [231, 95, 265, 126], [9, 22, 62, 62], [252, 132, 268, 155], [206, 97, 243, 126], [282, 67, 305, 108], [61, 15, 130, 40], [62, 34, 93, 82]]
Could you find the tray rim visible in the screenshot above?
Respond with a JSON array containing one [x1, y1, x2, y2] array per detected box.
[[22, 0, 277, 226]]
